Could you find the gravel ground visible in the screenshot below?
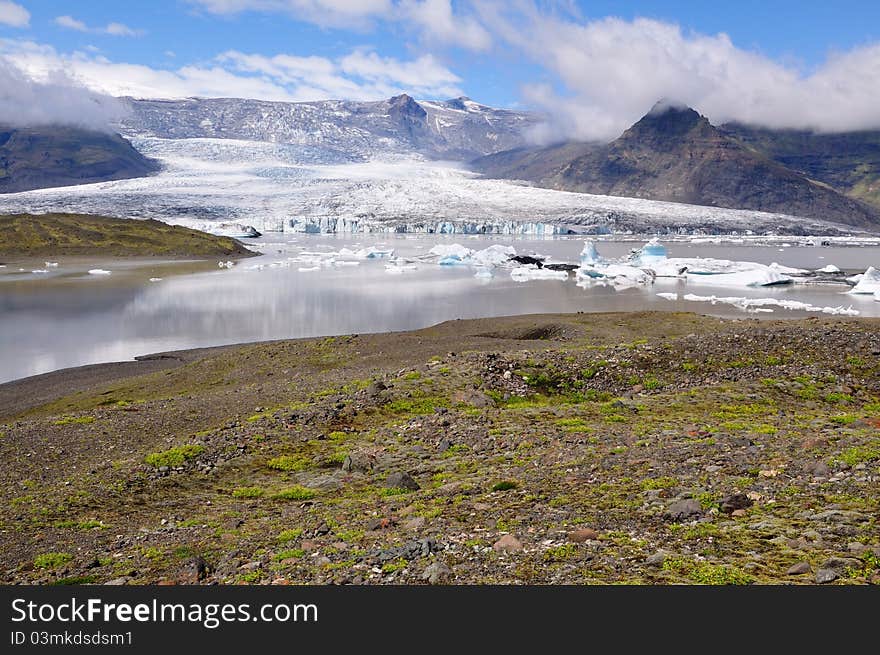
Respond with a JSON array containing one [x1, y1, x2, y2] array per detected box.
[[1, 311, 878, 585]]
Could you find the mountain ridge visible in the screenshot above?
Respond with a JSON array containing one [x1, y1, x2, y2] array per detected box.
[[473, 102, 880, 228], [0, 125, 160, 194], [117, 94, 539, 161]]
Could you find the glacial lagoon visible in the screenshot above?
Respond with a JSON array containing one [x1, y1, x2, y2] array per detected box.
[[1, 233, 879, 384]]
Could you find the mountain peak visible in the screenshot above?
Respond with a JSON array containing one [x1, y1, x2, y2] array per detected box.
[[624, 99, 710, 140]]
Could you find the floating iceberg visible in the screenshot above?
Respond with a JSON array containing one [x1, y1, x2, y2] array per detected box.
[[471, 244, 516, 267], [580, 240, 602, 265], [674, 293, 859, 316], [511, 265, 570, 281], [768, 262, 809, 275], [684, 268, 792, 288], [31, 269, 49, 274], [656, 292, 679, 300], [429, 244, 473, 260], [355, 247, 395, 259], [218, 260, 235, 268], [88, 269, 111, 275], [848, 266, 880, 294], [632, 237, 667, 266], [815, 264, 841, 273], [45, 262, 59, 267], [208, 222, 262, 238], [149, 277, 163, 282]]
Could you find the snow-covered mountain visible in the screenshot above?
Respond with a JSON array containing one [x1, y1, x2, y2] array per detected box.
[[118, 94, 537, 161]]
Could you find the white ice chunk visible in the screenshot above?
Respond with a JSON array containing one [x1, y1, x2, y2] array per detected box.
[[815, 264, 841, 273], [577, 263, 652, 285], [680, 294, 859, 316], [580, 240, 602, 265], [656, 292, 679, 300], [510, 265, 569, 281], [471, 244, 516, 267], [355, 247, 395, 259], [633, 237, 667, 266], [88, 269, 111, 275], [149, 277, 163, 282], [297, 266, 320, 272], [685, 268, 792, 288], [768, 262, 809, 275], [848, 266, 880, 294], [31, 269, 49, 274], [44, 262, 59, 267], [429, 244, 473, 261]]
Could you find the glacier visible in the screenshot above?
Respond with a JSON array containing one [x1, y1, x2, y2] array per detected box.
[[0, 136, 871, 237]]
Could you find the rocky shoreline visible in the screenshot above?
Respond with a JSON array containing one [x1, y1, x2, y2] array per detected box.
[[1, 311, 878, 585]]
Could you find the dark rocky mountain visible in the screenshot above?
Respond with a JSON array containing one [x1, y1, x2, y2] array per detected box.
[[0, 126, 160, 194], [474, 101, 880, 228], [118, 94, 538, 160], [720, 123, 880, 210]]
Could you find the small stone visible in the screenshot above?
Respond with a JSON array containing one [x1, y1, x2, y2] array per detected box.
[[180, 556, 210, 583], [816, 568, 840, 584], [567, 528, 599, 543], [385, 472, 420, 491], [300, 540, 318, 552], [104, 577, 129, 586], [402, 516, 426, 531], [492, 534, 523, 553], [644, 551, 667, 568], [665, 499, 703, 521], [422, 561, 452, 585], [803, 461, 830, 478], [720, 493, 753, 514], [438, 439, 453, 453], [342, 452, 373, 474], [731, 509, 747, 517], [786, 562, 811, 576]]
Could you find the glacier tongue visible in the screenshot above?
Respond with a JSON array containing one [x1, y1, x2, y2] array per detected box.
[[0, 136, 867, 237]]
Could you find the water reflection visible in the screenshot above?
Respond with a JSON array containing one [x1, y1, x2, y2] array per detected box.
[[1, 234, 878, 383]]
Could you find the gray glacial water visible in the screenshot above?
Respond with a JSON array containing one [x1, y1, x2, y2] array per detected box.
[[1, 233, 878, 384]]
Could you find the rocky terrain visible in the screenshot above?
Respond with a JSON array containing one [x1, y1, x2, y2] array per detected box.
[[0, 312, 877, 585], [0, 213, 254, 258], [474, 102, 880, 229], [0, 125, 159, 194]]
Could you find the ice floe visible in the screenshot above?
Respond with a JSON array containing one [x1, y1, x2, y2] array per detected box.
[[848, 266, 880, 294], [815, 264, 841, 273], [659, 292, 859, 316], [88, 269, 111, 275], [511, 265, 570, 281]]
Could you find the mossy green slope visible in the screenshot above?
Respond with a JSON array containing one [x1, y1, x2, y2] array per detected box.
[[0, 213, 255, 257]]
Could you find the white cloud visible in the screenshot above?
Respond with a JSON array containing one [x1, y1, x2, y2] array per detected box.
[[0, 38, 462, 103], [188, 0, 392, 29], [54, 15, 88, 31], [106, 22, 140, 37], [474, 5, 880, 140], [189, 0, 492, 50], [0, 1, 29, 27], [54, 15, 144, 37], [0, 57, 125, 129], [399, 0, 491, 50]]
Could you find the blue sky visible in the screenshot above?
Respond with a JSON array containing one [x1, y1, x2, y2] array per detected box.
[[1, 1, 879, 138]]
